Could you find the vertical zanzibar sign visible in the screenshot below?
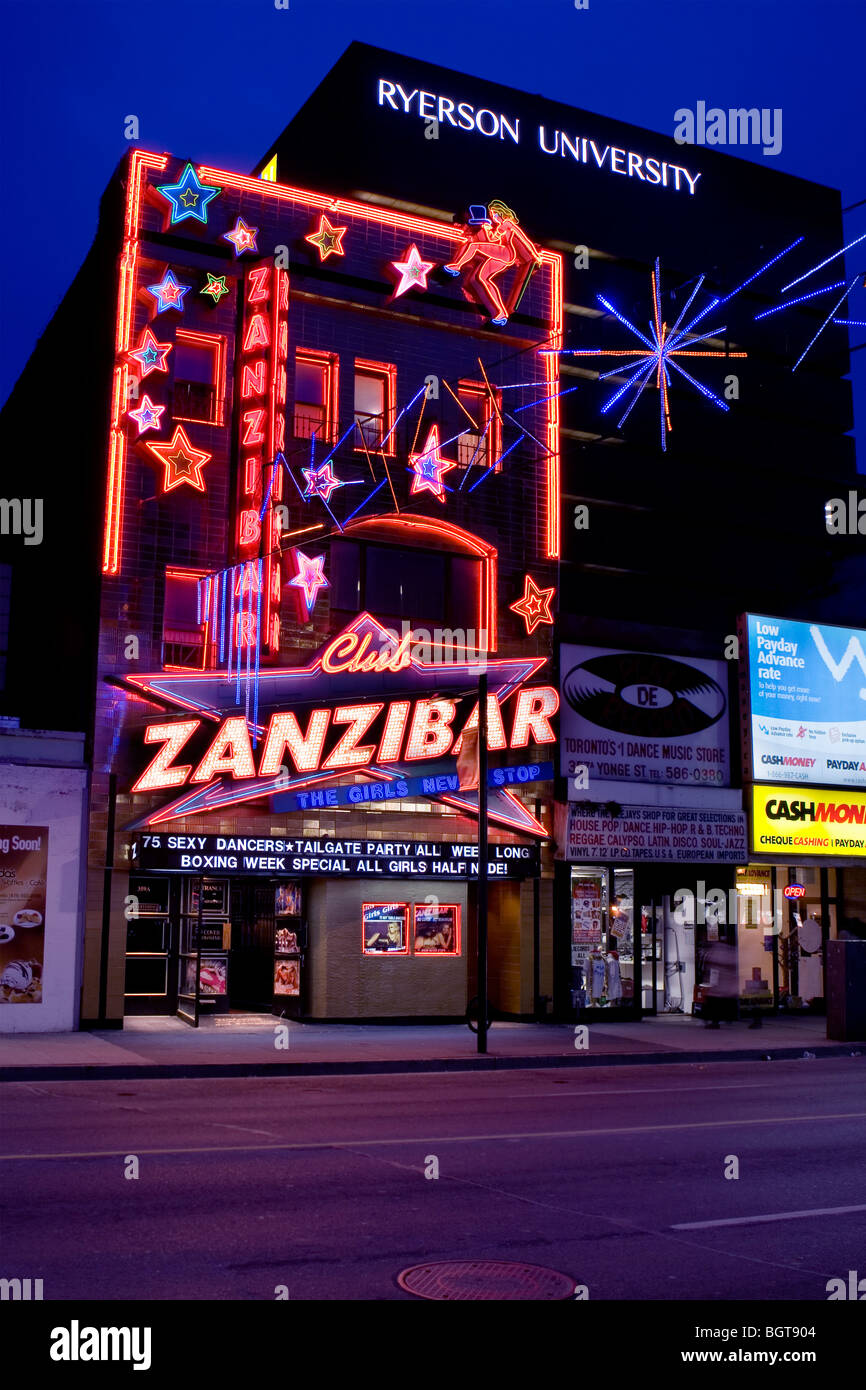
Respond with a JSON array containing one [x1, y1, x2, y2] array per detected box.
[[235, 264, 289, 655]]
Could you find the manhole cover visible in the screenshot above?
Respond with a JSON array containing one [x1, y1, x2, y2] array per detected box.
[[397, 1259, 576, 1301]]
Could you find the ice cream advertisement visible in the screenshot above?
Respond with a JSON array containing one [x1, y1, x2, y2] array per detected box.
[[0, 826, 48, 1004]]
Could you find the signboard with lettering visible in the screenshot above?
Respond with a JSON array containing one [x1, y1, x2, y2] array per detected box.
[[559, 643, 730, 787], [750, 785, 866, 860], [741, 615, 866, 790], [556, 804, 746, 864], [131, 834, 540, 879]]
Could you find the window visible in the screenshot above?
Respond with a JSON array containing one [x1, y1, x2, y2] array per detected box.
[[330, 539, 479, 633], [173, 331, 225, 425], [162, 567, 207, 669], [413, 903, 460, 955], [456, 380, 501, 469], [294, 350, 338, 441], [354, 360, 396, 452], [362, 903, 409, 955]]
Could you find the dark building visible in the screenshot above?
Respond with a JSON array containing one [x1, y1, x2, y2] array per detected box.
[[1, 42, 863, 1032]]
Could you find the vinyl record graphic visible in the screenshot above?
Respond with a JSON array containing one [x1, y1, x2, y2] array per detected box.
[[563, 652, 726, 737]]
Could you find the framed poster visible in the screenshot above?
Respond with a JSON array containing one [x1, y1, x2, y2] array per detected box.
[[0, 826, 48, 1006], [275, 927, 299, 954], [198, 957, 228, 995], [128, 875, 171, 916], [362, 903, 409, 955], [572, 875, 604, 944], [187, 879, 229, 916], [275, 882, 302, 917], [413, 903, 460, 955], [274, 958, 300, 996]]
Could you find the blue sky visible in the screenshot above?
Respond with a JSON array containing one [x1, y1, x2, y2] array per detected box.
[[3, 0, 864, 444]]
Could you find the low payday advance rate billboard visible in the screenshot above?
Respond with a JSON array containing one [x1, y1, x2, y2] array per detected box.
[[743, 615, 866, 790]]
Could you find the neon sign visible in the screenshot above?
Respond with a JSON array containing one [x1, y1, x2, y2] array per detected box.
[[510, 574, 555, 634], [443, 201, 542, 325], [784, 883, 806, 899], [305, 214, 347, 261], [156, 163, 221, 225], [120, 614, 558, 833], [233, 263, 289, 654]]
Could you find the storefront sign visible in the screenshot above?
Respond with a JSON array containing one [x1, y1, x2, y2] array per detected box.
[[557, 804, 746, 863], [559, 643, 730, 786], [272, 760, 554, 812], [741, 615, 866, 789], [750, 784, 866, 859], [132, 834, 540, 879], [0, 826, 49, 1005], [122, 613, 556, 836]]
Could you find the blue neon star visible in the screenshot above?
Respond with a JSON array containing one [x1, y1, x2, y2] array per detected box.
[[156, 163, 221, 226], [146, 268, 191, 313]]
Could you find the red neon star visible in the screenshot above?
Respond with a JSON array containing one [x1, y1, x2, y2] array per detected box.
[[391, 244, 435, 298], [305, 214, 347, 261], [302, 461, 343, 503], [128, 327, 172, 378], [509, 574, 555, 634], [145, 425, 211, 494], [408, 425, 457, 502]]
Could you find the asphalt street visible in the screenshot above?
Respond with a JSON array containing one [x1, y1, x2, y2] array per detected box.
[[2, 1057, 864, 1301]]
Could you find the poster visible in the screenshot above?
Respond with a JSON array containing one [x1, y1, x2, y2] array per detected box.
[[187, 879, 229, 915], [274, 958, 300, 995], [413, 903, 459, 954], [0, 826, 48, 1005], [275, 927, 299, 954], [744, 615, 866, 789], [362, 902, 409, 954], [572, 877, 603, 944], [560, 643, 730, 786], [275, 882, 302, 917], [199, 957, 228, 995]]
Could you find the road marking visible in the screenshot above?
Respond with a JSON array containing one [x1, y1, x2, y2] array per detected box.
[[673, 1202, 866, 1231], [1, 1110, 864, 1162]]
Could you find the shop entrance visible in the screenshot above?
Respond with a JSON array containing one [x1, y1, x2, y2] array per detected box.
[[228, 881, 277, 1010]]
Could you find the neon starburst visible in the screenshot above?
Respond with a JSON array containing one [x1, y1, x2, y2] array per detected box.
[[542, 257, 747, 451], [752, 232, 866, 371]]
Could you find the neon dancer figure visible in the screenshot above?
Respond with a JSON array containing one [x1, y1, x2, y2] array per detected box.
[[443, 201, 543, 325]]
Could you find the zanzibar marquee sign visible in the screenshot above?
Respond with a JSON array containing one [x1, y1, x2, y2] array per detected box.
[[118, 614, 558, 835]]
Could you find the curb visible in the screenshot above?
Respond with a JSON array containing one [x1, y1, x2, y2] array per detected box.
[[1, 1043, 862, 1083]]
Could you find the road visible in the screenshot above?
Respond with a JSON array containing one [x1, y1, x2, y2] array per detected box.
[[2, 1057, 864, 1300]]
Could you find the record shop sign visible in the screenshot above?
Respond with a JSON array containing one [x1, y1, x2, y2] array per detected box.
[[559, 643, 730, 787], [131, 834, 540, 879]]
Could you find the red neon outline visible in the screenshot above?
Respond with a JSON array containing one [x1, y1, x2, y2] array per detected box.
[[362, 902, 410, 957], [131, 719, 200, 792], [457, 379, 502, 471], [413, 902, 461, 957], [105, 153, 562, 572], [174, 328, 226, 426], [321, 703, 385, 771], [294, 348, 339, 443], [354, 358, 397, 455], [343, 513, 497, 652], [164, 566, 209, 672], [509, 574, 555, 635], [145, 425, 212, 494]]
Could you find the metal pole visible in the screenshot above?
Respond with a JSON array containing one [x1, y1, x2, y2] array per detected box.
[[477, 672, 488, 1054], [533, 796, 541, 1018]]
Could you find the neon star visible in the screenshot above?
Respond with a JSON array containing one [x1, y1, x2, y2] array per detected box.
[[302, 461, 344, 503], [201, 274, 230, 303], [146, 268, 190, 313], [156, 163, 221, 226], [127, 394, 165, 435], [145, 425, 211, 494], [391, 244, 435, 298], [223, 217, 259, 257], [509, 575, 555, 634], [128, 327, 172, 378], [408, 425, 457, 501], [305, 214, 347, 261], [542, 256, 747, 451], [289, 549, 329, 613]]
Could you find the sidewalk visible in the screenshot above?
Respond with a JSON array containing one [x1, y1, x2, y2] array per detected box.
[[2, 1013, 862, 1081]]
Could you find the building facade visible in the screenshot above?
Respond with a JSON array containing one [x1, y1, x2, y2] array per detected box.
[[1, 43, 863, 1030]]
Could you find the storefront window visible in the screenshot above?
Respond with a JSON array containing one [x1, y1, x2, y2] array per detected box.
[[362, 902, 409, 954], [570, 866, 634, 1008], [413, 903, 460, 955]]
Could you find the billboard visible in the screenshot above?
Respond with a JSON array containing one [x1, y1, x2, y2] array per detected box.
[[743, 616, 866, 790], [751, 785, 866, 860], [559, 644, 730, 787]]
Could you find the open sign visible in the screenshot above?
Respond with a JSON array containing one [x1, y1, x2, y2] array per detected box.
[[783, 883, 806, 899]]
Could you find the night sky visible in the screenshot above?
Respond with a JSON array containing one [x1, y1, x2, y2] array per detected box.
[[3, 0, 864, 452]]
